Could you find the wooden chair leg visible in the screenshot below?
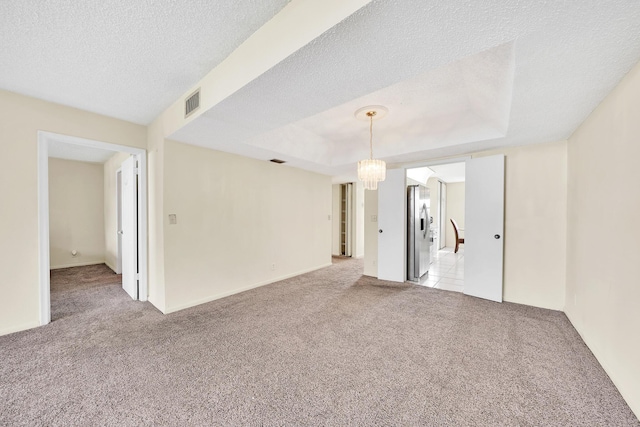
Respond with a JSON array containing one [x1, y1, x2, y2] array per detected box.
[[454, 240, 459, 253]]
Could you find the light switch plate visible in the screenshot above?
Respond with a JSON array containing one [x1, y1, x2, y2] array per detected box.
[[168, 214, 177, 225]]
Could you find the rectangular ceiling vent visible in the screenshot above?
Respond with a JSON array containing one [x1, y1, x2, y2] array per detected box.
[[270, 159, 286, 164], [185, 88, 200, 118]]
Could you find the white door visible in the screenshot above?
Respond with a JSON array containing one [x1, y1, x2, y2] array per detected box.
[[377, 168, 406, 282], [116, 169, 123, 274], [121, 156, 138, 300], [463, 155, 505, 302]]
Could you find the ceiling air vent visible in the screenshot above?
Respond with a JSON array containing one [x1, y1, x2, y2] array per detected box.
[[185, 88, 200, 118], [270, 159, 286, 164]]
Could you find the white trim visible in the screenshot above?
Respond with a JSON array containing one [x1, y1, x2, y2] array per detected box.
[[37, 137, 51, 326], [164, 263, 333, 314], [104, 260, 118, 273], [37, 131, 149, 325], [562, 309, 633, 412], [136, 151, 148, 301], [0, 321, 42, 337], [51, 261, 106, 270]]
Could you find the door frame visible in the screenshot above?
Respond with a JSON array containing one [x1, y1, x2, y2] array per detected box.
[[439, 180, 447, 250], [37, 131, 148, 326], [116, 168, 123, 274], [376, 158, 470, 282]]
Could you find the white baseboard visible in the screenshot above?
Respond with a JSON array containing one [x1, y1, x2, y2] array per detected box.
[[50, 260, 105, 270], [165, 262, 332, 314], [564, 309, 639, 418], [147, 295, 167, 314], [104, 260, 118, 273], [0, 320, 41, 337]]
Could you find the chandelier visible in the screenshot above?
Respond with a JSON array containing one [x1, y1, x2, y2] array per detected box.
[[356, 105, 387, 190]]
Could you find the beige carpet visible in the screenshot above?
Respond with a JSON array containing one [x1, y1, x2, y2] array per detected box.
[[0, 260, 637, 426]]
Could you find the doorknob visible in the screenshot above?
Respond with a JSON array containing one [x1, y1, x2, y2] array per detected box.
[[494, 234, 500, 239], [118, 230, 124, 235], [379, 229, 383, 233]]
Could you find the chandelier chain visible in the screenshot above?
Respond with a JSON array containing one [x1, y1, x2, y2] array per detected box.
[[369, 114, 373, 159]]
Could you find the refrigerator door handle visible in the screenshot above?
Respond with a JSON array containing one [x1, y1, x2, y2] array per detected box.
[[420, 204, 428, 238]]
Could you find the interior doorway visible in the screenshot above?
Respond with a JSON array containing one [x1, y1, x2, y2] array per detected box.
[[376, 155, 504, 302], [37, 131, 148, 326], [340, 183, 353, 256], [403, 163, 466, 293], [332, 182, 365, 260]]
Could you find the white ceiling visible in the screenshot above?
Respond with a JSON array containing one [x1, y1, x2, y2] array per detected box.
[[0, 0, 290, 124], [185, 42, 513, 167], [2, 1, 640, 182], [429, 163, 466, 184], [171, 0, 640, 182], [48, 139, 117, 164], [406, 167, 434, 185], [406, 163, 466, 184]]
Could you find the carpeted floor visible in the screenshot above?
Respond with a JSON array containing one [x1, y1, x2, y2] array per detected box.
[[0, 260, 637, 426]]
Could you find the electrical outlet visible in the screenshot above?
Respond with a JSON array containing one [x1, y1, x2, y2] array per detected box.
[[371, 215, 377, 222], [168, 214, 177, 225], [271, 263, 276, 271]]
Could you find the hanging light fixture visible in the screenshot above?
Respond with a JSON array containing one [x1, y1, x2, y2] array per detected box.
[[356, 105, 387, 190]]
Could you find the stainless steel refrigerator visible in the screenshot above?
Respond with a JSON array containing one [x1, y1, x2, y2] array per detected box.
[[407, 185, 431, 281]]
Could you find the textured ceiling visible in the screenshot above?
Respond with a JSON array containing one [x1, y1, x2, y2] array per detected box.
[[171, 0, 640, 182], [2, 1, 640, 182], [48, 139, 118, 164], [244, 43, 514, 166], [0, 0, 290, 124], [429, 163, 466, 184]]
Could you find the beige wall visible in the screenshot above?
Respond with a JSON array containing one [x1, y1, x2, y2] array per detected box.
[[565, 61, 640, 417], [0, 89, 146, 336], [146, 120, 166, 312], [363, 141, 567, 311], [48, 158, 105, 269], [103, 152, 130, 272], [444, 182, 465, 248], [162, 140, 332, 313]]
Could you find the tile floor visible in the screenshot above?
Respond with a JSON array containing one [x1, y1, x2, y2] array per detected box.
[[419, 247, 464, 292]]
